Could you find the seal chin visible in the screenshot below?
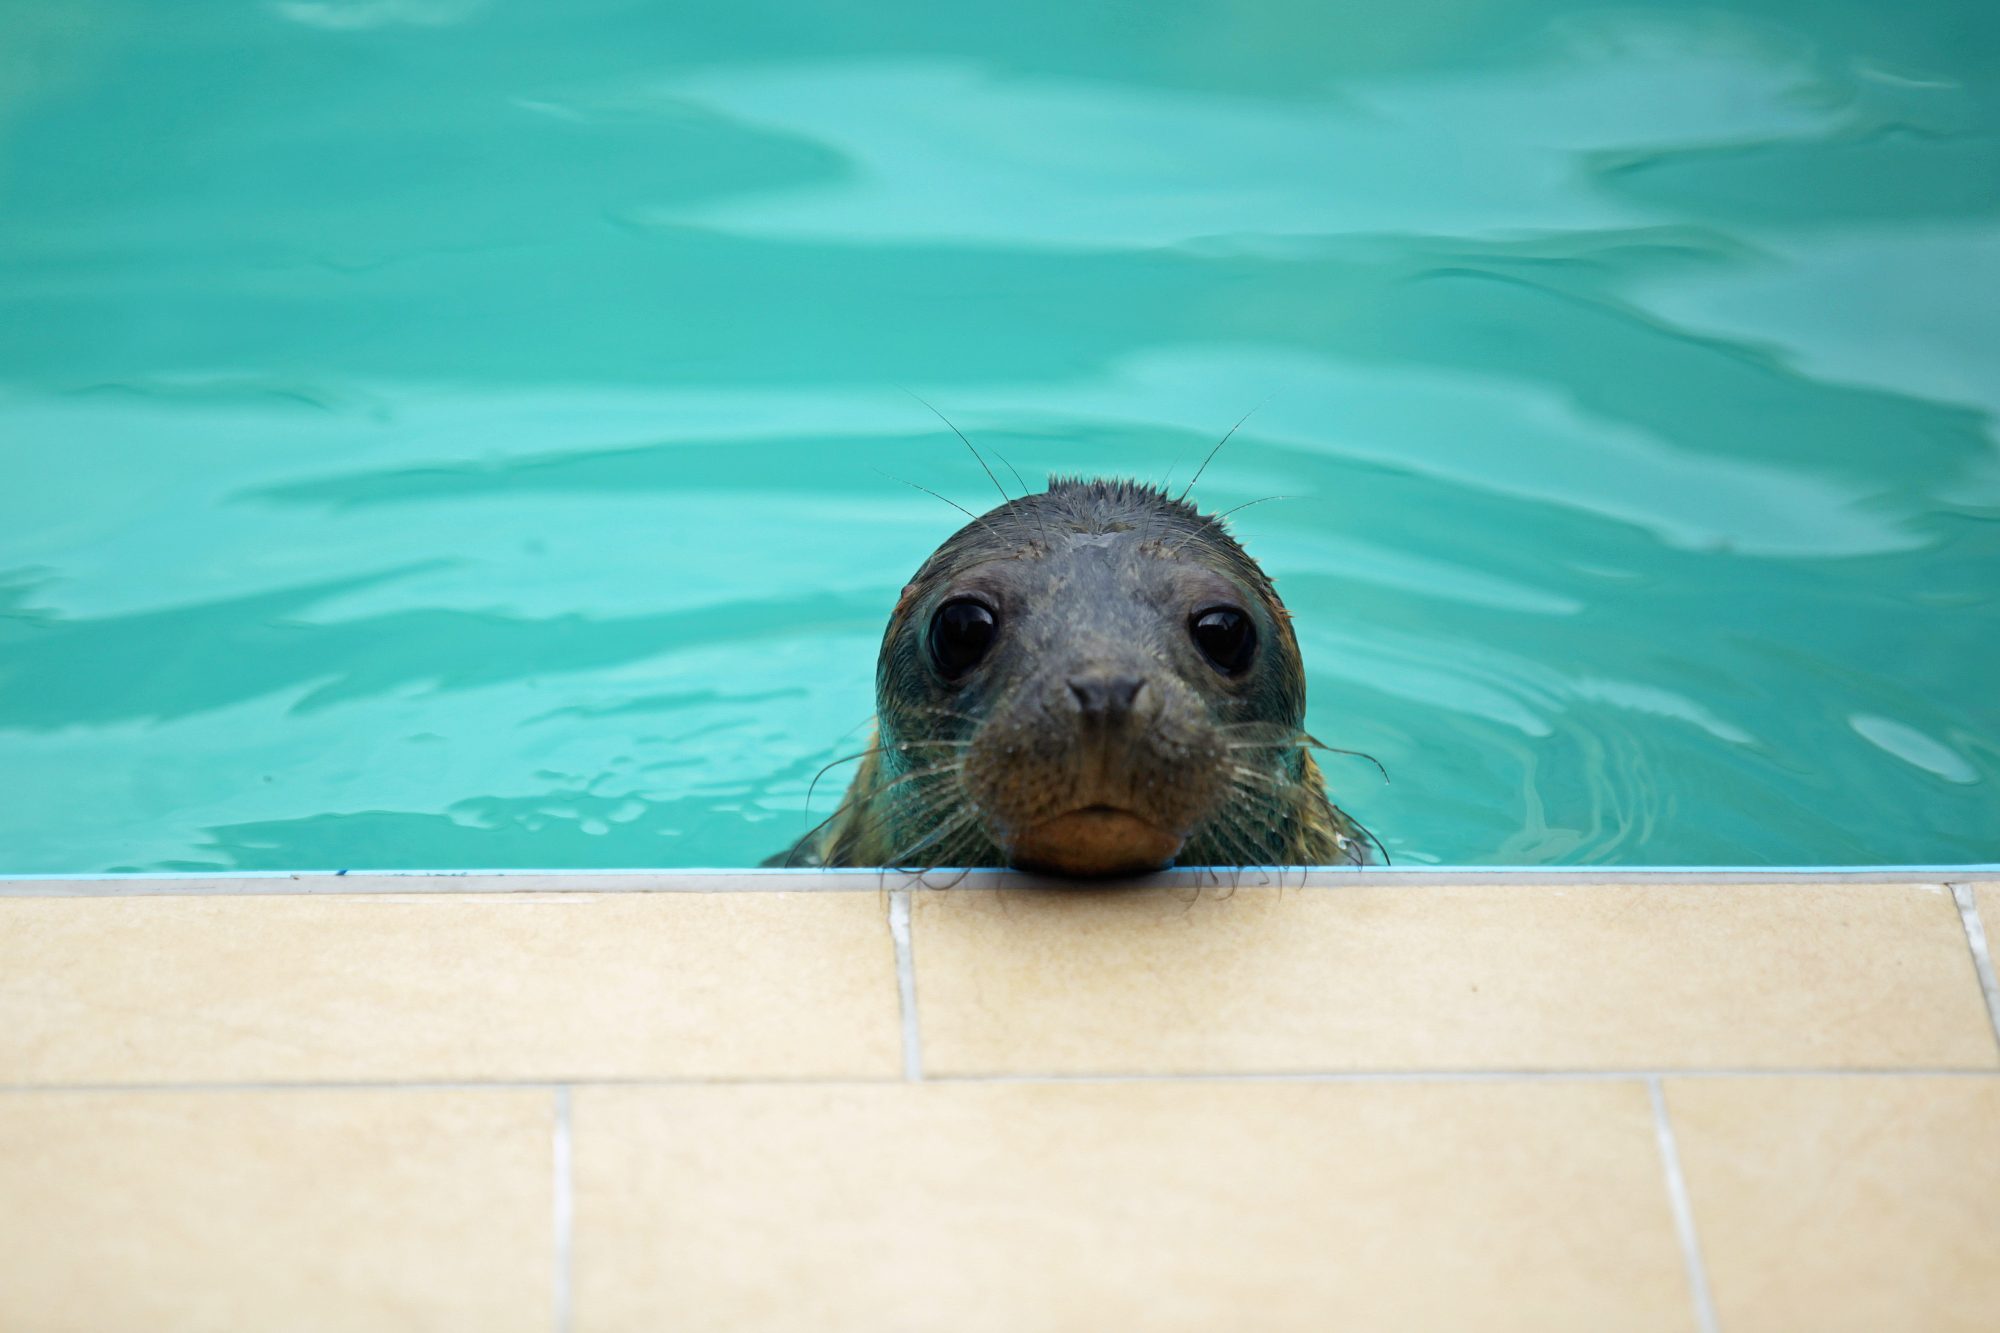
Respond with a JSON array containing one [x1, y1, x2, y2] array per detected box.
[[1005, 806, 1184, 878]]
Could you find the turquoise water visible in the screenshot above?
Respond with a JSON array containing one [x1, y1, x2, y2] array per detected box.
[[2, 1, 1996, 871]]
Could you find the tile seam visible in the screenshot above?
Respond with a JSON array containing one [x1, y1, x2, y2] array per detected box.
[[0, 1075, 913, 1094], [1648, 1078, 1722, 1333], [921, 1067, 2000, 1084], [889, 888, 924, 1081], [1949, 882, 2000, 1056], [552, 1086, 574, 1333], [6, 1068, 1997, 1095]]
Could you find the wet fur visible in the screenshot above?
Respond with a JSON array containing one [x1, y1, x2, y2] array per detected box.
[[780, 478, 1371, 872]]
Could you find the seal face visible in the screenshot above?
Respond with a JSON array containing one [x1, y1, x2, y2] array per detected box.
[[782, 477, 1371, 875]]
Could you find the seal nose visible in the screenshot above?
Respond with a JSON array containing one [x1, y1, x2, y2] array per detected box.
[[1068, 674, 1145, 721]]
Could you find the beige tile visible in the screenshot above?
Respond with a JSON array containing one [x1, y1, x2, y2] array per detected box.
[[0, 1089, 549, 1333], [911, 883, 1996, 1074], [574, 1080, 1694, 1333], [0, 892, 899, 1083], [1666, 1075, 2000, 1333]]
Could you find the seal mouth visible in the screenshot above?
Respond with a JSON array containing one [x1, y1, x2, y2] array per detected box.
[[1004, 804, 1184, 879]]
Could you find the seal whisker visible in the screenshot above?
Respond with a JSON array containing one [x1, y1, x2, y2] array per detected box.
[[873, 455, 1032, 559], [1216, 719, 1305, 742], [1288, 732, 1384, 784], [896, 810, 986, 886], [1190, 819, 1245, 871], [900, 704, 984, 729], [884, 807, 979, 870], [1223, 764, 1289, 794], [919, 818, 993, 882], [865, 761, 966, 801], [1290, 737, 1391, 785], [1196, 812, 1271, 879], [780, 747, 890, 866], [1221, 728, 1390, 785], [801, 746, 885, 822], [1176, 397, 1271, 505], [872, 765, 971, 816], [783, 785, 870, 869], [779, 751, 964, 870], [871, 468, 980, 522], [902, 389, 1012, 504], [1346, 813, 1390, 866], [795, 743, 969, 859], [1165, 496, 1293, 559], [985, 445, 1032, 505], [1217, 773, 1299, 861]]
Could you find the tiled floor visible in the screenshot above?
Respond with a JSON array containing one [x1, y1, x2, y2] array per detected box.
[[2, 870, 1996, 1331]]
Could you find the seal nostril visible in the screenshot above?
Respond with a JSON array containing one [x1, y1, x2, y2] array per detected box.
[[1068, 675, 1145, 719], [1111, 677, 1143, 711]]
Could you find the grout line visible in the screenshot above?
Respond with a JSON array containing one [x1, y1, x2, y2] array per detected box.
[[1648, 1078, 1722, 1333], [1950, 883, 2000, 1055], [889, 889, 924, 1081], [5, 1068, 1996, 1096], [552, 1086, 574, 1333], [0, 1076, 907, 1094], [925, 1067, 2000, 1085]]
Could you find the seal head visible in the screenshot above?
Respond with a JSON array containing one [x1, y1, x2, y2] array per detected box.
[[787, 477, 1369, 874]]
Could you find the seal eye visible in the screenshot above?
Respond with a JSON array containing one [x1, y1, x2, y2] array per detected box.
[[929, 597, 998, 681], [1190, 606, 1255, 675]]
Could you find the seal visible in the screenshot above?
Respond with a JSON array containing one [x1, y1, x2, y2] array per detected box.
[[778, 477, 1373, 875]]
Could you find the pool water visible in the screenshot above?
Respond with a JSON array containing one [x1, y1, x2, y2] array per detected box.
[[2, 0, 1996, 871]]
